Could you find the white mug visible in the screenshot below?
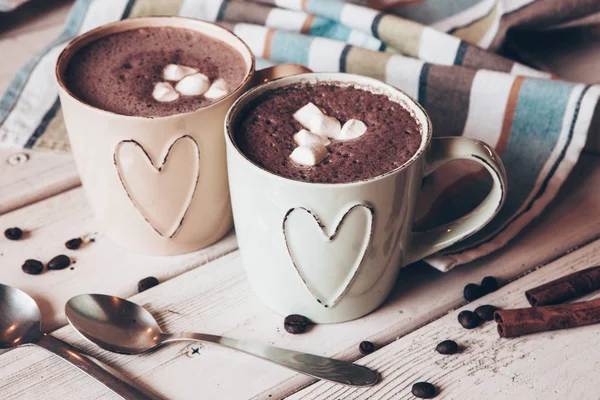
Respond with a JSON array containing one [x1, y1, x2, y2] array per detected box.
[[225, 73, 507, 323], [56, 17, 309, 255]]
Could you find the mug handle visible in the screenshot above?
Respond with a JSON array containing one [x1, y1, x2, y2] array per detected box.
[[405, 137, 507, 265], [250, 64, 312, 87]]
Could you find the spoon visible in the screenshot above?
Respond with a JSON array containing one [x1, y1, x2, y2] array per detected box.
[[66, 294, 379, 387], [0, 284, 163, 400]]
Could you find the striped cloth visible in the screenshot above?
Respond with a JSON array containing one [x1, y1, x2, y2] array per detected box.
[[1, 0, 599, 271]]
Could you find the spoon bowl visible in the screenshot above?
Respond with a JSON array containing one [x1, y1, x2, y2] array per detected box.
[[66, 294, 163, 354], [0, 284, 163, 399], [0, 285, 42, 349], [66, 293, 379, 387]]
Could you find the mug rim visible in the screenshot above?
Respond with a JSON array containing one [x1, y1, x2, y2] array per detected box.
[[225, 72, 433, 187], [55, 16, 256, 121]]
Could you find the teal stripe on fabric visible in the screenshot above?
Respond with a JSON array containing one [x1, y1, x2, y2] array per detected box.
[[269, 31, 312, 65], [309, 17, 351, 42], [255, 58, 275, 69], [306, 0, 345, 22], [501, 79, 576, 214], [0, 0, 93, 124], [392, 0, 484, 25]]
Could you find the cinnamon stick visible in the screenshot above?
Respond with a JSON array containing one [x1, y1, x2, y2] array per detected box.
[[494, 298, 600, 338], [525, 266, 600, 306]]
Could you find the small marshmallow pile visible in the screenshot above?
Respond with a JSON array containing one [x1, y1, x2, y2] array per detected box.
[[289, 102, 367, 166], [152, 64, 229, 102]]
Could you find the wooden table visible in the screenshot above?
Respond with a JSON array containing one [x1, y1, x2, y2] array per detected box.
[[2, 4, 600, 399]]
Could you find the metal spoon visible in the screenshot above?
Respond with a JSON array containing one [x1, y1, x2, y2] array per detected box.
[[0, 284, 163, 400], [66, 294, 379, 387]]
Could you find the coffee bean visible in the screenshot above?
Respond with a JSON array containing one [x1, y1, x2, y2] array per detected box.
[[4, 227, 23, 241], [458, 310, 481, 329], [22, 259, 43, 275], [481, 276, 498, 294], [284, 314, 310, 334], [463, 283, 483, 302], [138, 277, 159, 293], [65, 238, 83, 250], [435, 340, 458, 355], [359, 341, 375, 355], [47, 254, 71, 270], [412, 382, 436, 398], [474, 305, 499, 321]]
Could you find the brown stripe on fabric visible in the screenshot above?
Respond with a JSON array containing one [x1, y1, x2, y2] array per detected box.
[[452, 2, 499, 46], [415, 170, 488, 230], [263, 28, 276, 59], [490, 0, 600, 51], [32, 108, 70, 152], [424, 65, 477, 137], [301, 0, 308, 11], [497, 76, 524, 155], [223, 0, 270, 25], [376, 14, 422, 57], [128, 0, 183, 17], [461, 44, 513, 72], [301, 14, 316, 34], [344, 47, 391, 82]]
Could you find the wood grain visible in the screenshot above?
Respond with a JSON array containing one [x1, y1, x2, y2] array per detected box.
[[0, 187, 237, 331], [0, 148, 78, 215], [288, 239, 600, 400], [0, 155, 599, 399]]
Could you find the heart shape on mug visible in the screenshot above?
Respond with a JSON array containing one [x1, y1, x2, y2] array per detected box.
[[283, 204, 374, 308], [114, 135, 200, 238]]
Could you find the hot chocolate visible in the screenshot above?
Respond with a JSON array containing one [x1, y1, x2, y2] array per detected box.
[[234, 83, 423, 183], [64, 26, 247, 117]]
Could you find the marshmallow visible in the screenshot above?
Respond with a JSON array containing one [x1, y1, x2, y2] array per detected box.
[[293, 103, 341, 138], [204, 78, 229, 99], [163, 64, 198, 81], [152, 82, 179, 102], [175, 73, 210, 96], [294, 129, 331, 147], [289, 145, 328, 166], [338, 119, 367, 140]]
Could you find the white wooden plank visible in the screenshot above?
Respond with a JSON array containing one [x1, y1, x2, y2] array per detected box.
[[0, 154, 599, 399], [0, 148, 79, 214], [0, 187, 237, 331], [288, 239, 600, 400]]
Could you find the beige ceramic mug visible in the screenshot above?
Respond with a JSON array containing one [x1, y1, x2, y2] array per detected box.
[[56, 17, 309, 255]]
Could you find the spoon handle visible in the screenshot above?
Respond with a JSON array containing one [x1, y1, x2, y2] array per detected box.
[[168, 332, 378, 387], [35, 334, 164, 400]]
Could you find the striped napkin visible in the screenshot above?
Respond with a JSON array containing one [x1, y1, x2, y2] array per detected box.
[[1, 0, 598, 271]]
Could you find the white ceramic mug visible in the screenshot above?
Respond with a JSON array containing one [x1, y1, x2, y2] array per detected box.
[[225, 73, 507, 323], [56, 17, 309, 255]]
